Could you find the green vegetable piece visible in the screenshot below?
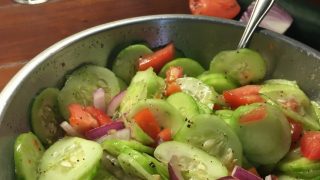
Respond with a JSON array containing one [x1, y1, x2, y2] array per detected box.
[[197, 72, 238, 94], [38, 137, 102, 180], [31, 88, 64, 145], [210, 48, 266, 85], [94, 165, 119, 180], [112, 44, 153, 84], [117, 153, 158, 180], [174, 114, 243, 169], [58, 65, 120, 120], [101, 139, 154, 156], [215, 109, 237, 128], [14, 132, 45, 180], [127, 99, 185, 136], [100, 152, 139, 180], [166, 92, 200, 120], [131, 122, 155, 145], [263, 79, 299, 88], [196, 101, 213, 114], [154, 141, 228, 179], [311, 101, 320, 124], [117, 77, 128, 91], [159, 58, 205, 78], [176, 77, 220, 109], [143, 153, 169, 180], [277, 148, 320, 179], [233, 103, 291, 165], [260, 83, 320, 130], [120, 68, 165, 114]]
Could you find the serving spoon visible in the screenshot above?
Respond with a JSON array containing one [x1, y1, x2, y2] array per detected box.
[[238, 0, 275, 49]]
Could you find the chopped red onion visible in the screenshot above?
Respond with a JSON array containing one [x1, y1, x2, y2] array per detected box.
[[240, 1, 293, 34], [168, 155, 185, 180], [231, 166, 262, 180], [217, 176, 239, 180], [60, 121, 83, 137], [93, 88, 106, 111], [85, 121, 125, 140], [96, 128, 131, 143], [107, 90, 127, 116]]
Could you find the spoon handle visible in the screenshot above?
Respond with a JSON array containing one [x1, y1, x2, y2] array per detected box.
[[237, 0, 275, 49]]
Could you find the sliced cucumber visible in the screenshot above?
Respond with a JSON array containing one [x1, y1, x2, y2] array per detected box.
[[176, 77, 220, 109], [101, 139, 154, 156], [31, 88, 64, 145], [210, 48, 266, 85], [154, 141, 228, 179], [174, 114, 243, 169], [94, 165, 119, 180], [120, 68, 165, 114], [118, 153, 157, 180], [14, 132, 45, 180], [112, 44, 153, 84], [166, 92, 200, 120], [159, 58, 205, 78], [38, 137, 102, 180], [58, 65, 120, 120], [127, 99, 185, 135], [131, 123, 155, 145], [197, 72, 238, 94], [233, 103, 291, 165], [142, 153, 169, 180]]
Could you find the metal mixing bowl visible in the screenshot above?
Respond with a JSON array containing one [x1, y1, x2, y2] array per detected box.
[[0, 15, 319, 179]]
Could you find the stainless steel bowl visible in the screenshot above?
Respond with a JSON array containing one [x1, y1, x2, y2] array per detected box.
[[0, 14, 319, 179]]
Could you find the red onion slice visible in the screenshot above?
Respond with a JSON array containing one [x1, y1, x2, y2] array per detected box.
[[107, 90, 127, 116], [240, 1, 293, 34], [85, 121, 125, 140], [231, 166, 262, 180], [217, 176, 239, 180], [60, 121, 83, 137], [168, 155, 185, 180], [96, 128, 131, 143], [93, 88, 106, 111]]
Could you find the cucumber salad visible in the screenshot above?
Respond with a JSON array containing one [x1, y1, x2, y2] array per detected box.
[[14, 43, 320, 180]]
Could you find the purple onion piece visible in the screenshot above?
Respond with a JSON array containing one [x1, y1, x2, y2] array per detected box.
[[168, 156, 185, 180], [93, 88, 106, 111], [240, 1, 293, 34], [231, 166, 262, 180], [85, 121, 125, 140], [217, 176, 239, 180], [107, 90, 127, 116], [96, 128, 131, 143]]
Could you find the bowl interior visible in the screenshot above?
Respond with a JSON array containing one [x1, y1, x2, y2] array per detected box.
[[0, 15, 319, 178]]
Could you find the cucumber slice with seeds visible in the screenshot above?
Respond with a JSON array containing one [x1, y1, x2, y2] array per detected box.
[[14, 132, 45, 180], [112, 44, 153, 84], [31, 88, 64, 145], [38, 137, 102, 180]]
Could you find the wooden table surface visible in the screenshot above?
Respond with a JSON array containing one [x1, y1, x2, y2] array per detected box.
[[1, 0, 319, 91], [0, 0, 190, 90]]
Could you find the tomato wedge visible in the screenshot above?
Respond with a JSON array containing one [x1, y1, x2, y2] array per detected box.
[[239, 105, 267, 124], [134, 108, 161, 140], [68, 104, 99, 133], [189, 0, 241, 19], [301, 131, 320, 160], [165, 66, 184, 83], [287, 118, 303, 147], [84, 106, 112, 126], [157, 128, 172, 143], [138, 43, 175, 73], [223, 85, 265, 109]]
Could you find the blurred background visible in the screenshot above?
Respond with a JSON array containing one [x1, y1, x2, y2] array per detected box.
[[0, 0, 319, 90]]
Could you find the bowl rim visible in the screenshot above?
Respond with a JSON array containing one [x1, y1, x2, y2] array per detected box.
[[0, 14, 319, 123]]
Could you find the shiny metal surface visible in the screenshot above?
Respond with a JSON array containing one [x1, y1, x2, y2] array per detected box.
[[238, 0, 275, 49], [0, 14, 319, 179]]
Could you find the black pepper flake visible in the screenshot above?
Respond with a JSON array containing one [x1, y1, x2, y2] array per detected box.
[[149, 162, 156, 168]]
